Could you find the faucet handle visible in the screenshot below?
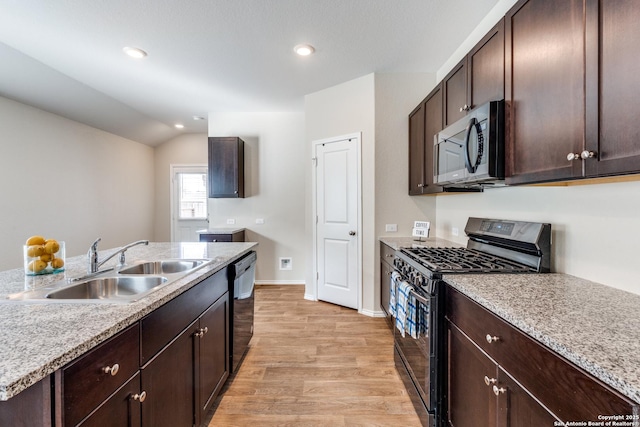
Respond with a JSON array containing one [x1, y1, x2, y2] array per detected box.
[[90, 237, 102, 251]]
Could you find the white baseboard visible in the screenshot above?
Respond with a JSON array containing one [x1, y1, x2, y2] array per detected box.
[[304, 293, 317, 301], [255, 280, 305, 285], [359, 308, 386, 318]]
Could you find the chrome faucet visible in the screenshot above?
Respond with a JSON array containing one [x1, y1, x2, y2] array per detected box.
[[87, 238, 149, 273]]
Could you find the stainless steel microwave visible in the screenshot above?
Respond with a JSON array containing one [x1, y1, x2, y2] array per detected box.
[[434, 100, 505, 187]]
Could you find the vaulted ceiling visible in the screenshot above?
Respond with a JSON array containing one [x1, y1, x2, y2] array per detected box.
[[0, 0, 498, 145]]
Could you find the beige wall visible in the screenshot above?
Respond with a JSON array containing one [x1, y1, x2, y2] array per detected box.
[[305, 73, 436, 315], [0, 96, 155, 270], [154, 113, 306, 284]]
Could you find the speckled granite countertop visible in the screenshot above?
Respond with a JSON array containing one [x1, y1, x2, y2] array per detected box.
[[444, 274, 640, 404], [0, 241, 256, 401]]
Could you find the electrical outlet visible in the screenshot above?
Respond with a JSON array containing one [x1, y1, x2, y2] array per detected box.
[[226, 219, 236, 225], [255, 218, 265, 224], [385, 224, 398, 232], [279, 257, 292, 270], [452, 227, 459, 237]]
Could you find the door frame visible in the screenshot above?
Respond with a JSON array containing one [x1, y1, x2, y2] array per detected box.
[[169, 164, 209, 242], [311, 132, 363, 313]]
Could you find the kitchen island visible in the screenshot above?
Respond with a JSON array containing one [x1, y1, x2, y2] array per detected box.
[[0, 241, 256, 408]]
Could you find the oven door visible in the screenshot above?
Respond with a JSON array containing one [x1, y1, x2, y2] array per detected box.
[[393, 285, 438, 416]]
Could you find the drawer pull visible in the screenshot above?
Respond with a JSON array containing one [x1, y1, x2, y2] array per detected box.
[[102, 363, 120, 376], [195, 327, 209, 338], [484, 376, 497, 386], [486, 334, 500, 344], [492, 385, 506, 396], [131, 391, 147, 402]]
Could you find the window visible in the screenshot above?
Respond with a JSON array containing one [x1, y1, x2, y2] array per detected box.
[[177, 172, 207, 219]]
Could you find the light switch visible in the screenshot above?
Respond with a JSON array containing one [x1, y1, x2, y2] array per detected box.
[[256, 218, 265, 224]]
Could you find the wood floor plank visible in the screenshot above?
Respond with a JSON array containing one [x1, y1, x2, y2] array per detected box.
[[206, 285, 421, 426]]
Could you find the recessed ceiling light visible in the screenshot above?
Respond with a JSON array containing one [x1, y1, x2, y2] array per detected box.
[[174, 123, 184, 129], [192, 116, 205, 121], [123, 46, 148, 59], [294, 44, 315, 56]]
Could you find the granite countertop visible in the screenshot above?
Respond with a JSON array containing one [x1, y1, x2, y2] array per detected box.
[[444, 273, 640, 404], [196, 228, 246, 234], [0, 241, 257, 401]]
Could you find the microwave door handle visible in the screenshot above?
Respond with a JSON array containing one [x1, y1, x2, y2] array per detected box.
[[464, 118, 484, 173]]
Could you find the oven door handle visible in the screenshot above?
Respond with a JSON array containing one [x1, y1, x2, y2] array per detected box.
[[409, 289, 430, 306], [464, 117, 484, 173]]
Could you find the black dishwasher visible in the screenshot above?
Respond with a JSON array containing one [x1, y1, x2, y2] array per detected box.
[[229, 251, 256, 372]]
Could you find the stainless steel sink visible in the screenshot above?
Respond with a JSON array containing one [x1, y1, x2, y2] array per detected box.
[[118, 260, 205, 275], [5, 258, 212, 303], [45, 276, 167, 300]]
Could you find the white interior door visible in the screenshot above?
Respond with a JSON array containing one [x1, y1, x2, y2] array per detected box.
[[314, 135, 361, 310], [171, 165, 209, 242]]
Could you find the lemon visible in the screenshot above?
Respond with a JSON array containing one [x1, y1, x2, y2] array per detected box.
[[27, 245, 45, 258], [28, 260, 47, 273], [51, 258, 64, 269], [26, 236, 46, 246], [44, 240, 60, 254]]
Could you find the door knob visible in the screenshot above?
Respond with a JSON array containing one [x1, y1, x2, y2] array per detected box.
[[349, 231, 356, 236]]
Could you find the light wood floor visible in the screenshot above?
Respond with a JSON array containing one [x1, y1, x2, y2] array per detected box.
[[206, 285, 421, 426]]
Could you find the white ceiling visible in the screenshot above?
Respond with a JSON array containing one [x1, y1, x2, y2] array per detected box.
[[0, 0, 498, 146]]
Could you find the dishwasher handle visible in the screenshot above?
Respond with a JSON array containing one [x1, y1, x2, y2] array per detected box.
[[233, 251, 257, 278]]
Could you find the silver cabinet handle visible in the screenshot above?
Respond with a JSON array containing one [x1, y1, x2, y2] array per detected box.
[[493, 385, 506, 396], [102, 363, 119, 376], [567, 153, 581, 161], [349, 231, 356, 236], [131, 391, 147, 402], [486, 334, 499, 344], [459, 104, 470, 112], [484, 376, 497, 386], [417, 183, 424, 188], [195, 327, 209, 338], [581, 150, 597, 159], [385, 254, 394, 258]]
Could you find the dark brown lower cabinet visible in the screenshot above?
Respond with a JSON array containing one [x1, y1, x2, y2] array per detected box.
[[196, 293, 230, 425], [447, 323, 559, 427], [447, 323, 496, 427], [0, 376, 52, 427], [141, 320, 197, 427], [78, 373, 142, 427], [445, 285, 638, 426]]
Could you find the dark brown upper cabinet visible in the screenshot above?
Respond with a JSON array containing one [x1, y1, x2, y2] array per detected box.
[[444, 19, 505, 127], [409, 84, 444, 195], [584, 0, 640, 178], [208, 137, 245, 198], [505, 0, 586, 185]]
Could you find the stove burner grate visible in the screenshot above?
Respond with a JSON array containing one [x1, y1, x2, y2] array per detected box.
[[401, 247, 535, 273]]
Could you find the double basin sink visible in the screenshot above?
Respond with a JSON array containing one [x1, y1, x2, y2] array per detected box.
[[8, 259, 210, 303]]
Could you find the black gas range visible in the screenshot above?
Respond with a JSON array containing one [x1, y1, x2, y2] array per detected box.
[[391, 217, 551, 427]]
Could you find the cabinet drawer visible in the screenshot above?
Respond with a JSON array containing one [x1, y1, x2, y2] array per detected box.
[[61, 324, 140, 427], [446, 286, 636, 422], [380, 243, 396, 267], [199, 234, 231, 242], [140, 267, 228, 364]]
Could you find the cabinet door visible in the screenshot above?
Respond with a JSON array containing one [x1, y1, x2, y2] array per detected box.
[[423, 85, 445, 194], [444, 60, 468, 126], [447, 322, 497, 427], [196, 293, 230, 425], [496, 367, 559, 427], [78, 373, 142, 427], [468, 18, 505, 109], [208, 137, 244, 198], [408, 101, 426, 195], [584, 0, 640, 177], [141, 321, 197, 427], [505, 0, 586, 184], [380, 260, 392, 322]]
